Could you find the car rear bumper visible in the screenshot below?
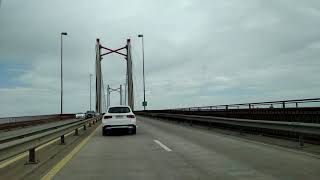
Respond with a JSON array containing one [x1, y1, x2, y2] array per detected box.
[[103, 125, 136, 130]]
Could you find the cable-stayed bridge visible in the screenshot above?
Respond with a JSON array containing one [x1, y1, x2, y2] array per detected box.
[[0, 38, 320, 180]]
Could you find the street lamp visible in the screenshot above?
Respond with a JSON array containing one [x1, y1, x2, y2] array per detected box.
[[60, 32, 67, 118], [138, 34, 147, 110], [89, 73, 93, 111]]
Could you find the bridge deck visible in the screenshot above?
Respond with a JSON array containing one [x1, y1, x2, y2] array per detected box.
[[52, 116, 320, 180]]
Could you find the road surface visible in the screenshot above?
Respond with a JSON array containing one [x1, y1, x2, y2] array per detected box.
[[52, 116, 320, 180]]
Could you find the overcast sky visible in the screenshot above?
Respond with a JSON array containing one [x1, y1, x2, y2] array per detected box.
[[1, 0, 320, 117]]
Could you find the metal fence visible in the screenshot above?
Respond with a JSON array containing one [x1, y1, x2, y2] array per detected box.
[[139, 112, 320, 146], [0, 114, 75, 125], [137, 98, 320, 123], [0, 116, 100, 164], [0, 115, 57, 124], [173, 98, 320, 111]]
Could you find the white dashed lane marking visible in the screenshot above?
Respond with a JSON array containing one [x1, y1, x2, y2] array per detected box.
[[154, 139, 172, 152]]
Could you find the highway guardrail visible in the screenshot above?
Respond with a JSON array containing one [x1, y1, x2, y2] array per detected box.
[[0, 114, 75, 124], [0, 114, 76, 130], [0, 116, 101, 164], [142, 113, 320, 146], [172, 98, 320, 110], [0, 118, 88, 144]]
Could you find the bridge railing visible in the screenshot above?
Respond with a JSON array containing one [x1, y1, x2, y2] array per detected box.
[[0, 116, 101, 164], [0, 114, 75, 124], [173, 98, 320, 111], [0, 114, 76, 130], [139, 112, 320, 147], [139, 98, 320, 123]]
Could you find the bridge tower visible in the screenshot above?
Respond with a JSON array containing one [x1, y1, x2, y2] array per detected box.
[[95, 39, 134, 113]]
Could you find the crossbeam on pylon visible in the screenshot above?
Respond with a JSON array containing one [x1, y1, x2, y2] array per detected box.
[[95, 38, 134, 113], [100, 46, 127, 57]]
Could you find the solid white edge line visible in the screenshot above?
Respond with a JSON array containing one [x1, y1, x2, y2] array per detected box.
[[154, 139, 172, 152]]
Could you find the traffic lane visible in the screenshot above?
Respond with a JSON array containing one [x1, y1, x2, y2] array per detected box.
[[53, 116, 320, 180], [139, 116, 320, 180], [53, 122, 207, 180]]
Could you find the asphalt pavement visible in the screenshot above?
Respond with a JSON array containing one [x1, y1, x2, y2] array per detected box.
[[53, 116, 320, 180]]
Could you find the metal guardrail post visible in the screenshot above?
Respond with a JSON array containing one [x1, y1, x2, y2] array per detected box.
[[26, 148, 37, 164], [282, 101, 286, 108], [208, 121, 213, 129], [299, 135, 304, 147], [83, 124, 86, 130], [74, 128, 79, 136], [60, 135, 65, 144], [89, 122, 92, 127]]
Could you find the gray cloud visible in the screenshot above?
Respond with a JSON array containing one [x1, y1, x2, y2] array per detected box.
[[0, 0, 320, 116]]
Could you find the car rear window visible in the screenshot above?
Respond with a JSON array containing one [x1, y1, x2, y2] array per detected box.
[[108, 107, 130, 113]]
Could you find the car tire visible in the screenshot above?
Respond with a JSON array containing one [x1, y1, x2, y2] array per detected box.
[[131, 127, 136, 135], [102, 130, 107, 136]]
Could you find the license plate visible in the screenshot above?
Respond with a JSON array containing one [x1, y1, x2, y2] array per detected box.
[[115, 115, 123, 118]]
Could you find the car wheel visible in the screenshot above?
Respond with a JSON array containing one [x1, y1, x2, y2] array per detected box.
[[131, 127, 136, 135], [102, 130, 107, 136]]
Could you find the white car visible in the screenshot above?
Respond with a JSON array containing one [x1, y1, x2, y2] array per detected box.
[[102, 106, 136, 135], [75, 113, 85, 119]]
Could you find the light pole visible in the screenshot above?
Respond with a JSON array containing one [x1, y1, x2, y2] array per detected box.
[[60, 32, 67, 118], [120, 85, 123, 105], [107, 85, 110, 108], [89, 73, 93, 111], [138, 34, 146, 110]]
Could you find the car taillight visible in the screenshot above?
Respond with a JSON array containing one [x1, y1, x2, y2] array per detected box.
[[104, 116, 112, 119], [127, 115, 135, 118]]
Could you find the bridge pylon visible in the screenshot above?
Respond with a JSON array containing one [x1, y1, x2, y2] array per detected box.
[[95, 38, 134, 113]]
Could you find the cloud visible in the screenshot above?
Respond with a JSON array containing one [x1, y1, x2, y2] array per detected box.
[[0, 0, 320, 116]]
